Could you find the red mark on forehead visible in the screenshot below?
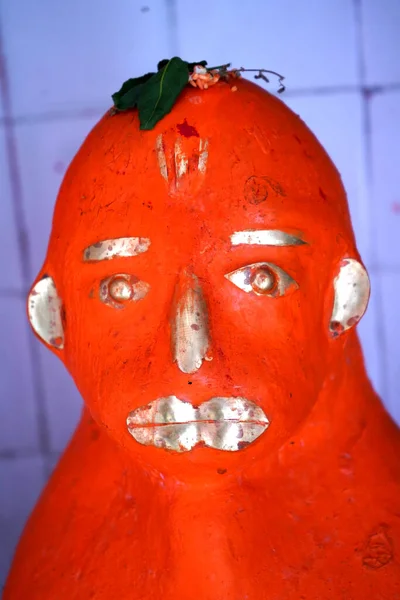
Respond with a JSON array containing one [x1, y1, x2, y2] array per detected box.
[[177, 119, 199, 138]]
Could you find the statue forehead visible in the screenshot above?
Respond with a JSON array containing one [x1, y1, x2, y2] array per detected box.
[[52, 84, 353, 255], [61, 137, 344, 220]]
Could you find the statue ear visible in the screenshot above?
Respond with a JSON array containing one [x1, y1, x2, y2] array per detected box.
[[28, 275, 64, 349], [329, 258, 370, 337]]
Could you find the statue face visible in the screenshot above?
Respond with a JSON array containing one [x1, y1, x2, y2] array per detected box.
[[28, 82, 370, 478], [67, 204, 327, 470]]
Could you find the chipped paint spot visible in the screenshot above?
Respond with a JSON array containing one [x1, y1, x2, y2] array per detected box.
[[362, 526, 393, 569]]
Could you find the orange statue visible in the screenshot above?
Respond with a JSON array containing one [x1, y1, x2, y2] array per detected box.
[[4, 70, 400, 599]]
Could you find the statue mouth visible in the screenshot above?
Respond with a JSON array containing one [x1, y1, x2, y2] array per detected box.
[[126, 396, 269, 452]]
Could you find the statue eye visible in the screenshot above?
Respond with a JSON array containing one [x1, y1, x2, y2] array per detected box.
[[224, 262, 298, 297], [99, 274, 150, 309]]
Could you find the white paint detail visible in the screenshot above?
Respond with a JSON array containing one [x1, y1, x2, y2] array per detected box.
[[155, 134, 168, 181], [156, 135, 209, 184], [28, 276, 64, 349], [172, 273, 210, 374], [198, 138, 209, 173], [99, 274, 150, 309], [174, 137, 188, 180], [330, 258, 370, 335], [230, 230, 305, 247], [225, 262, 298, 297], [127, 396, 269, 452], [83, 237, 150, 262]]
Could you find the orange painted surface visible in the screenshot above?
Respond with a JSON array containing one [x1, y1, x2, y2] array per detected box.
[[4, 79, 400, 599]]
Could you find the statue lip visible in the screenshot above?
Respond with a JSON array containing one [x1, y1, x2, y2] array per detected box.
[[126, 396, 269, 452]]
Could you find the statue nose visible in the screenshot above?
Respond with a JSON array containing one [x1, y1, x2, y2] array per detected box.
[[171, 270, 210, 374]]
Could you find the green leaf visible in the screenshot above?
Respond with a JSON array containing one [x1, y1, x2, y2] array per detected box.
[[113, 83, 144, 111], [112, 72, 155, 110], [138, 57, 190, 130], [157, 59, 170, 71]]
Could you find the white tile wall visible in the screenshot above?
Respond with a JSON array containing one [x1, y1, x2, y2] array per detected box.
[[361, 0, 400, 85], [175, 0, 359, 88], [0, 129, 23, 290], [1, 0, 400, 591], [0, 457, 45, 592], [1, 0, 174, 116], [0, 298, 40, 453], [14, 117, 100, 278], [370, 91, 400, 268]]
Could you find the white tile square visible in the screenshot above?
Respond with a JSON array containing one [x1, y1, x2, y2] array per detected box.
[[14, 117, 100, 279], [0, 298, 40, 453], [0, 127, 24, 289], [36, 341, 83, 453], [370, 91, 400, 267], [380, 272, 400, 424], [283, 92, 371, 262], [1, 0, 173, 116], [175, 0, 359, 89], [0, 456, 45, 590], [361, 0, 400, 85]]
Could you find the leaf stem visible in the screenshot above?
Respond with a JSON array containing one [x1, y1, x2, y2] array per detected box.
[[207, 63, 232, 71]]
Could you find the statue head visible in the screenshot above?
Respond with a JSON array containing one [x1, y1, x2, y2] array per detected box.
[[28, 79, 370, 478]]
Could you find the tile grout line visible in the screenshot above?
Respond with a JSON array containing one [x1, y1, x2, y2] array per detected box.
[[0, 448, 60, 460], [0, 23, 52, 465], [283, 82, 400, 98], [353, 0, 389, 404]]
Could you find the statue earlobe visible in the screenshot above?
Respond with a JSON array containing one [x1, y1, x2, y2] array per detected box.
[[329, 259, 370, 337], [28, 275, 64, 349]]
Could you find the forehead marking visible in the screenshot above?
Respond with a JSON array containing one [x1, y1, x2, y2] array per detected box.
[[83, 237, 151, 262], [155, 134, 209, 184], [198, 139, 209, 174], [230, 230, 306, 247], [174, 138, 188, 179], [155, 135, 168, 181]]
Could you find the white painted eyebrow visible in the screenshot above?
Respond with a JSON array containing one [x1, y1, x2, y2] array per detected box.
[[83, 237, 151, 262], [230, 230, 306, 247]]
